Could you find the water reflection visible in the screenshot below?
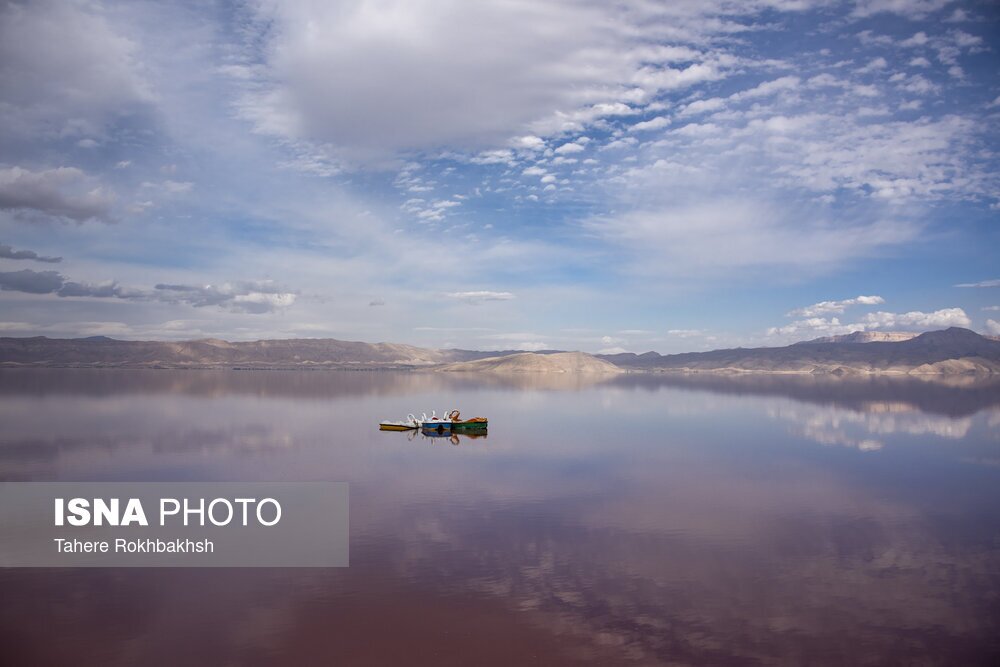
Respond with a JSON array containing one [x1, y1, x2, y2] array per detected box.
[[384, 429, 488, 446], [1, 369, 998, 664], [609, 372, 1000, 417]]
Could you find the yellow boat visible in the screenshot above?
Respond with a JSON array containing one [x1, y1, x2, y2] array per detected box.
[[379, 414, 418, 431], [379, 423, 415, 431]]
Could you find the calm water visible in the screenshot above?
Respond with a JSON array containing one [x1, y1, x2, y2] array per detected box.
[[1, 369, 999, 665]]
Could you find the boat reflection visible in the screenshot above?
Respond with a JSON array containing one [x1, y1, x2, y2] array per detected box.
[[395, 429, 487, 445]]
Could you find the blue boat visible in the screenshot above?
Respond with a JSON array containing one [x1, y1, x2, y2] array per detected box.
[[418, 411, 452, 433]]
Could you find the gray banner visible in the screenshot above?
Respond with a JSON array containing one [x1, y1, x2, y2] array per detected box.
[[0, 482, 348, 567]]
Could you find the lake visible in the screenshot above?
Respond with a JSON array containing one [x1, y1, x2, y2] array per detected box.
[[1, 368, 999, 665]]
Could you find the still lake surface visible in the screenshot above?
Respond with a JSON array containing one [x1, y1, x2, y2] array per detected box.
[[1, 368, 999, 665]]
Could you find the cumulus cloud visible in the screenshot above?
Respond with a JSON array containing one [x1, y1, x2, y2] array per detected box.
[[986, 319, 1000, 336], [679, 98, 726, 117], [629, 116, 671, 132], [0, 0, 152, 140], [229, 0, 756, 165], [0, 167, 114, 222], [445, 291, 516, 304], [787, 295, 885, 317], [554, 141, 586, 154], [858, 307, 970, 330], [731, 75, 800, 100], [0, 243, 61, 263]]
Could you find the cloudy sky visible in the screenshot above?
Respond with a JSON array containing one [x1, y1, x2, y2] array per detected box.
[[1, 0, 998, 353]]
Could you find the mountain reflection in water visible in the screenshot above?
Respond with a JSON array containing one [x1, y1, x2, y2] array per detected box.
[[1, 368, 998, 665]]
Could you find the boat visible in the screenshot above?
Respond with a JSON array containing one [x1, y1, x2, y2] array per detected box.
[[419, 410, 452, 433], [378, 414, 419, 431], [379, 409, 488, 433], [447, 410, 488, 431]]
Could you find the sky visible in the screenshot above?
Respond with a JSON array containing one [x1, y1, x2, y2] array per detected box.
[[0, 0, 998, 354]]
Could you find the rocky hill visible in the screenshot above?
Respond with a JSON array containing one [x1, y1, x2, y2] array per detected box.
[[796, 331, 918, 344], [438, 351, 623, 374]]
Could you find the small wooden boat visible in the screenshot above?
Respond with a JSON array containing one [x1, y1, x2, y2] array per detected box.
[[379, 414, 418, 431], [447, 410, 488, 431]]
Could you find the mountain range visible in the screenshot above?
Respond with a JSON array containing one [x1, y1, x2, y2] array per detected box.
[[1, 328, 999, 375], [597, 328, 1000, 375]]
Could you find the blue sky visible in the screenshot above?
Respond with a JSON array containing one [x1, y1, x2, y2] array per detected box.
[[0, 0, 998, 353]]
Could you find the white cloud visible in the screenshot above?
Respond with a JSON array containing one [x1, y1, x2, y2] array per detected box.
[[900, 31, 931, 47], [599, 136, 638, 151], [0, 0, 152, 140], [766, 307, 970, 338], [629, 116, 671, 132], [731, 76, 800, 100], [788, 295, 885, 317], [679, 97, 726, 117], [0, 166, 115, 222], [469, 149, 515, 165], [851, 1, 952, 19], [153, 281, 297, 314], [955, 279, 1000, 288], [231, 0, 754, 166], [0, 269, 296, 314], [856, 57, 888, 73], [445, 290, 516, 303], [510, 135, 545, 150], [554, 141, 586, 155], [950, 30, 982, 48], [767, 317, 853, 337], [898, 74, 939, 95], [985, 320, 1000, 336], [858, 307, 970, 330]]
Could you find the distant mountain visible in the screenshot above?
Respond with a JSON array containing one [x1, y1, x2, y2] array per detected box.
[[795, 331, 917, 344], [438, 351, 622, 374], [2, 328, 998, 374], [598, 328, 1000, 375], [0, 336, 503, 369]]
